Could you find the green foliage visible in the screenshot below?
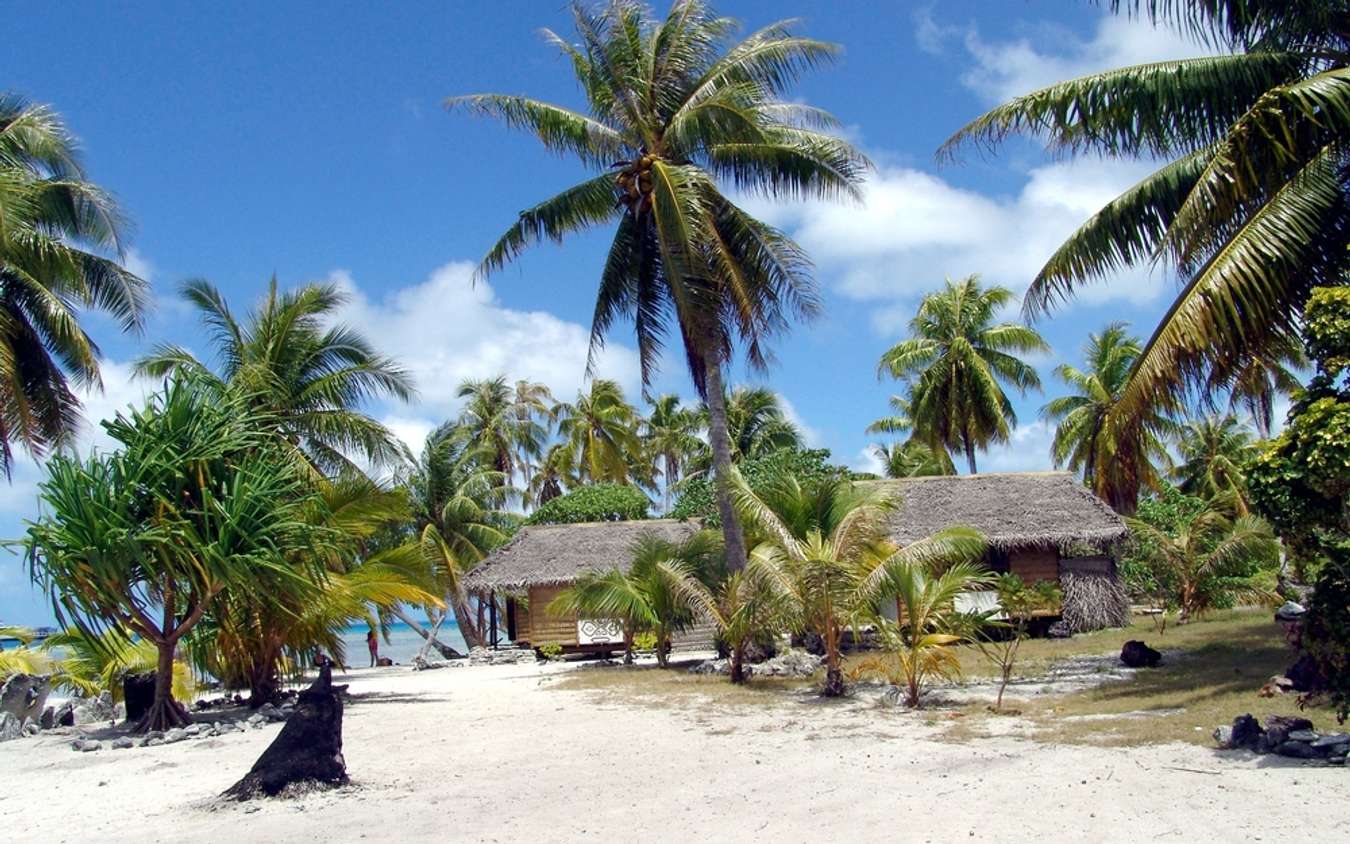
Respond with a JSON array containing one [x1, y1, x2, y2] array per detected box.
[[1119, 485, 1207, 600], [537, 642, 564, 661], [670, 448, 852, 526], [1249, 286, 1350, 721], [993, 573, 1062, 618], [632, 632, 658, 652], [526, 483, 651, 525]]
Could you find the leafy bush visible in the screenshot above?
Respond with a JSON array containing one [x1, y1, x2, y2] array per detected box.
[[632, 632, 658, 652], [1118, 484, 1207, 603], [1249, 286, 1350, 722], [537, 642, 563, 661], [670, 448, 854, 525], [526, 483, 650, 525]]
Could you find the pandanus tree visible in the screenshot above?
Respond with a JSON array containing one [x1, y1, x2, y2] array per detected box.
[[878, 277, 1048, 474], [135, 278, 415, 477], [23, 376, 330, 731], [0, 94, 149, 474], [732, 472, 986, 696], [451, 0, 868, 572], [1041, 323, 1175, 513], [943, 0, 1350, 478]]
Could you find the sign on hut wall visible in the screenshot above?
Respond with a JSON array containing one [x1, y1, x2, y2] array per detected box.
[[577, 618, 624, 646]]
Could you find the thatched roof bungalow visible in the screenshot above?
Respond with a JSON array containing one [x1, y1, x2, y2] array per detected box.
[[466, 520, 701, 651], [469, 472, 1130, 649]]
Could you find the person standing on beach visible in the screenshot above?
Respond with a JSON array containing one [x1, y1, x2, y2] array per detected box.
[[367, 629, 379, 668]]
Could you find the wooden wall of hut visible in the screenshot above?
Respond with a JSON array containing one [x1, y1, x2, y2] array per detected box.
[[1008, 548, 1059, 585], [525, 584, 577, 647]]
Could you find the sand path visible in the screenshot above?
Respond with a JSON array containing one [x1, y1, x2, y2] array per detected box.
[[0, 661, 1344, 842]]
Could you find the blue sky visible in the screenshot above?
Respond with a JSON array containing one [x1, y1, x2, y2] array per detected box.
[[0, 1, 1215, 624]]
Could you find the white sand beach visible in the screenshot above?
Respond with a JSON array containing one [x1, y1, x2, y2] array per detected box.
[[1, 659, 1345, 843]]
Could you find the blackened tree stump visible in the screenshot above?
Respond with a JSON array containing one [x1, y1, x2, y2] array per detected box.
[[122, 672, 155, 725], [222, 666, 349, 800]]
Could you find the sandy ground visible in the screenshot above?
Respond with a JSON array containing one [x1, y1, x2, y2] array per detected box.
[[1, 659, 1345, 843]]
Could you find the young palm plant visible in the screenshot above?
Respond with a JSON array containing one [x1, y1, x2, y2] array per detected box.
[[135, 278, 414, 476], [1127, 497, 1280, 624], [0, 95, 149, 474], [452, 0, 868, 572], [1171, 414, 1260, 510], [1041, 323, 1176, 514], [878, 276, 1049, 474], [733, 472, 986, 696], [943, 1, 1350, 446]]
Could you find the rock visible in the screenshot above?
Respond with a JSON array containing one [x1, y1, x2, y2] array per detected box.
[[1284, 653, 1327, 693], [1212, 725, 1233, 747], [1275, 740, 1324, 760], [1273, 601, 1306, 623], [142, 737, 164, 747], [0, 673, 52, 727], [0, 712, 22, 742], [1046, 621, 1072, 639], [1229, 714, 1264, 750], [71, 739, 102, 752], [411, 655, 445, 671], [1311, 733, 1350, 750], [39, 706, 55, 729], [880, 685, 903, 708], [1288, 729, 1320, 743], [687, 658, 729, 675], [801, 631, 825, 656], [375, 656, 394, 667], [111, 737, 134, 750], [751, 649, 824, 678], [122, 672, 155, 724], [54, 701, 75, 727], [183, 723, 203, 737], [1264, 715, 1314, 746], [163, 728, 187, 744], [742, 638, 777, 665], [1120, 640, 1162, 668], [22, 722, 39, 737], [247, 713, 265, 726]]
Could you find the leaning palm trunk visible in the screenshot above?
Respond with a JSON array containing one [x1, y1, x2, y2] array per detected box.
[[391, 606, 461, 659], [703, 355, 748, 572]]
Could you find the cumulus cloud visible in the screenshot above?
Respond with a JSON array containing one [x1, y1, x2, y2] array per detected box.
[[329, 262, 642, 436], [750, 157, 1171, 332], [913, 10, 1217, 104], [776, 394, 823, 447], [977, 420, 1059, 474], [123, 247, 154, 283]]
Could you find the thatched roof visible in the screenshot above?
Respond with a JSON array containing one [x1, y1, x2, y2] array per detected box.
[[865, 471, 1127, 551], [465, 519, 699, 592]]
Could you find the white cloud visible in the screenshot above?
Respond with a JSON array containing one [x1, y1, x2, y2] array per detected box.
[[381, 414, 437, 459], [751, 158, 1171, 332], [123, 248, 154, 283], [956, 15, 1218, 104], [329, 261, 641, 425], [977, 420, 1059, 474], [851, 445, 885, 477], [776, 394, 822, 447]]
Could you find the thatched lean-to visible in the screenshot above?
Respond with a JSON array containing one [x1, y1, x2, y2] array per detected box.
[[866, 472, 1128, 554], [466, 520, 704, 651]]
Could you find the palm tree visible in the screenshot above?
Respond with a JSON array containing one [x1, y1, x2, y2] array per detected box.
[[0, 94, 149, 474], [549, 529, 722, 666], [943, 1, 1350, 443], [862, 558, 993, 708], [1210, 335, 1305, 439], [643, 394, 704, 512], [869, 439, 955, 479], [23, 375, 330, 731], [512, 379, 556, 495], [733, 472, 986, 696], [866, 394, 914, 438], [403, 422, 513, 651], [135, 279, 414, 476], [1172, 414, 1260, 507], [879, 276, 1049, 474], [528, 441, 581, 509], [718, 385, 802, 460], [555, 379, 645, 485], [1127, 500, 1279, 624], [452, 0, 868, 572], [1041, 323, 1175, 514]]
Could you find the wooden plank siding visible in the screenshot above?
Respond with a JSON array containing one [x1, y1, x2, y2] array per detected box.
[[524, 584, 578, 647], [1008, 548, 1059, 585]]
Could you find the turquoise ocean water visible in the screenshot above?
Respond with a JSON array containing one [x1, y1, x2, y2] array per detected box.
[[338, 619, 471, 666]]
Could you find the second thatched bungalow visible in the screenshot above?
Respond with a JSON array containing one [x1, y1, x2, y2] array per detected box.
[[467, 471, 1130, 651]]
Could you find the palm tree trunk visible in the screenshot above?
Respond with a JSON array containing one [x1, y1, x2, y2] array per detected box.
[[391, 606, 462, 658], [963, 432, 977, 475], [703, 354, 748, 571]]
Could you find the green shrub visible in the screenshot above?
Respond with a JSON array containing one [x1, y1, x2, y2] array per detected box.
[[537, 642, 564, 661], [670, 448, 854, 526], [526, 483, 650, 525], [632, 632, 658, 652]]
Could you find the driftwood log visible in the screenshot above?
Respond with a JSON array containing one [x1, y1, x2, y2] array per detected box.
[[222, 666, 348, 800]]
